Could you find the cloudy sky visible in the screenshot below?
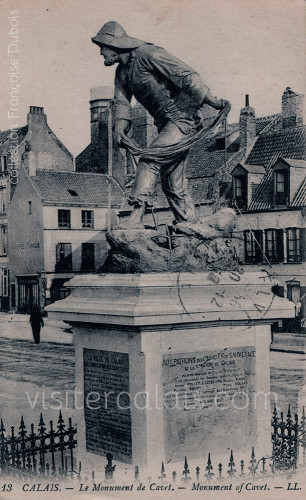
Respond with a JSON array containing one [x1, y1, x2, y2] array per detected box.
[[0, 0, 305, 156]]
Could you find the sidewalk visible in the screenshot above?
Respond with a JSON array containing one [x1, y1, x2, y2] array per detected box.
[[0, 312, 73, 344], [271, 331, 306, 354]]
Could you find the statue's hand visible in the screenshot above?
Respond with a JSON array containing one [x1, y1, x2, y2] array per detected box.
[[114, 119, 130, 148], [114, 131, 128, 148], [219, 99, 231, 111], [211, 98, 231, 111]]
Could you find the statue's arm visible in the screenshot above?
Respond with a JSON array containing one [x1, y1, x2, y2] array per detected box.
[[113, 67, 133, 146], [140, 45, 228, 110], [139, 45, 209, 104]]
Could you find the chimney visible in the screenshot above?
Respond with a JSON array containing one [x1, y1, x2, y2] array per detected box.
[[88, 86, 114, 174], [27, 106, 47, 130], [132, 104, 157, 147], [239, 94, 256, 150], [90, 86, 113, 144], [22, 149, 37, 177], [282, 87, 304, 129]]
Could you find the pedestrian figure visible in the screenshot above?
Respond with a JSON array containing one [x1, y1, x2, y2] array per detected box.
[[29, 307, 44, 344]]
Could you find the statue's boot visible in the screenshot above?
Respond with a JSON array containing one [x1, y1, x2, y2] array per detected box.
[[116, 203, 146, 229]]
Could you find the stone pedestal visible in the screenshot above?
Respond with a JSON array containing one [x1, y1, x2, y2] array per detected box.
[[46, 271, 295, 471]]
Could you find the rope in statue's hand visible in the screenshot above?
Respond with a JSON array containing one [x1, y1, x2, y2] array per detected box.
[[120, 102, 231, 164]]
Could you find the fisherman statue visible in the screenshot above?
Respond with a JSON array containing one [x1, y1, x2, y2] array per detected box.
[[92, 21, 230, 228]]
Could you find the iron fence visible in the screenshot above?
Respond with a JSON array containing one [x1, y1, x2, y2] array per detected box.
[[0, 406, 305, 484], [0, 411, 77, 479], [271, 405, 306, 471]]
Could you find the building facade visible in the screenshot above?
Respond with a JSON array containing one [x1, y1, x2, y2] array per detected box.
[[1, 105, 124, 312], [0, 106, 74, 310], [9, 162, 123, 312], [231, 88, 306, 331]]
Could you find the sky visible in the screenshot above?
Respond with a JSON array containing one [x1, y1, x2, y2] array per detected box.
[[0, 0, 305, 157]]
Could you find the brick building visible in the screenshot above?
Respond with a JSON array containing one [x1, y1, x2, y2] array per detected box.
[[0, 106, 74, 310], [9, 162, 122, 312], [231, 88, 306, 331], [1, 106, 124, 312]]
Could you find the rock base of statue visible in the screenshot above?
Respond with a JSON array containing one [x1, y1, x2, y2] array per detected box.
[[102, 208, 241, 273]]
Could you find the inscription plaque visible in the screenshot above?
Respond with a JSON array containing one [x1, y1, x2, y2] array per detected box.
[[162, 346, 256, 462], [83, 348, 132, 463]]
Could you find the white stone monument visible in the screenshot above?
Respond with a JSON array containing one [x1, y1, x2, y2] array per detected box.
[[46, 271, 295, 471]]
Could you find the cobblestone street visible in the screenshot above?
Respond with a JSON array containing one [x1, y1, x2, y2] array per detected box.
[[0, 314, 305, 431]]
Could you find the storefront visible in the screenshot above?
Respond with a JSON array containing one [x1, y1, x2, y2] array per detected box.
[[17, 275, 40, 313]]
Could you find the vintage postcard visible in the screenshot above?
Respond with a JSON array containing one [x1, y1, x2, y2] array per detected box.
[[0, 0, 305, 498]]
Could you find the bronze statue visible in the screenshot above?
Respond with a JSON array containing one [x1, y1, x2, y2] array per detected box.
[[92, 21, 230, 228]]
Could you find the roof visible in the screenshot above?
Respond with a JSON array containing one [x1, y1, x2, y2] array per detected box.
[[187, 149, 234, 178], [248, 170, 274, 210], [281, 158, 306, 169], [185, 112, 282, 181], [243, 125, 306, 210], [0, 126, 28, 152], [292, 177, 306, 207], [255, 114, 281, 135], [248, 156, 306, 211], [233, 164, 266, 175], [31, 170, 124, 207], [246, 126, 306, 168]]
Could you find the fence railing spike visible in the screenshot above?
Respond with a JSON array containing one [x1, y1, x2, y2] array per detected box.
[[134, 465, 139, 481], [105, 453, 116, 480], [240, 459, 245, 477], [182, 455, 191, 482], [196, 466, 200, 481]]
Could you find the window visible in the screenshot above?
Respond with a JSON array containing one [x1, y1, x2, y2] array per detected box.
[[91, 109, 98, 121], [0, 188, 6, 214], [55, 243, 72, 271], [276, 172, 285, 192], [1, 269, 8, 296], [82, 210, 94, 228], [274, 169, 289, 205], [235, 177, 243, 197], [67, 189, 78, 197], [28, 201, 32, 214], [233, 175, 247, 208], [0, 226, 7, 255], [265, 229, 284, 263], [286, 228, 300, 262], [58, 210, 71, 228], [0, 156, 7, 173], [244, 230, 263, 263], [81, 243, 95, 271]]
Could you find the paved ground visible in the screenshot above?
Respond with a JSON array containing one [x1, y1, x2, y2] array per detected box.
[[0, 313, 75, 428], [0, 313, 305, 430]]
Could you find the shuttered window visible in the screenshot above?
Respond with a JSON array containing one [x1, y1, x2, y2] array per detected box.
[[265, 229, 284, 263], [286, 228, 300, 262], [55, 243, 72, 271], [244, 230, 263, 263]]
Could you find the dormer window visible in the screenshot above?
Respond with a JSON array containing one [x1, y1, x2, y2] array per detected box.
[[233, 175, 247, 209], [274, 169, 289, 206]]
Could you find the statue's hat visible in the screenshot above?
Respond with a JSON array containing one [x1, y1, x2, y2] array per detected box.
[[92, 21, 145, 49]]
